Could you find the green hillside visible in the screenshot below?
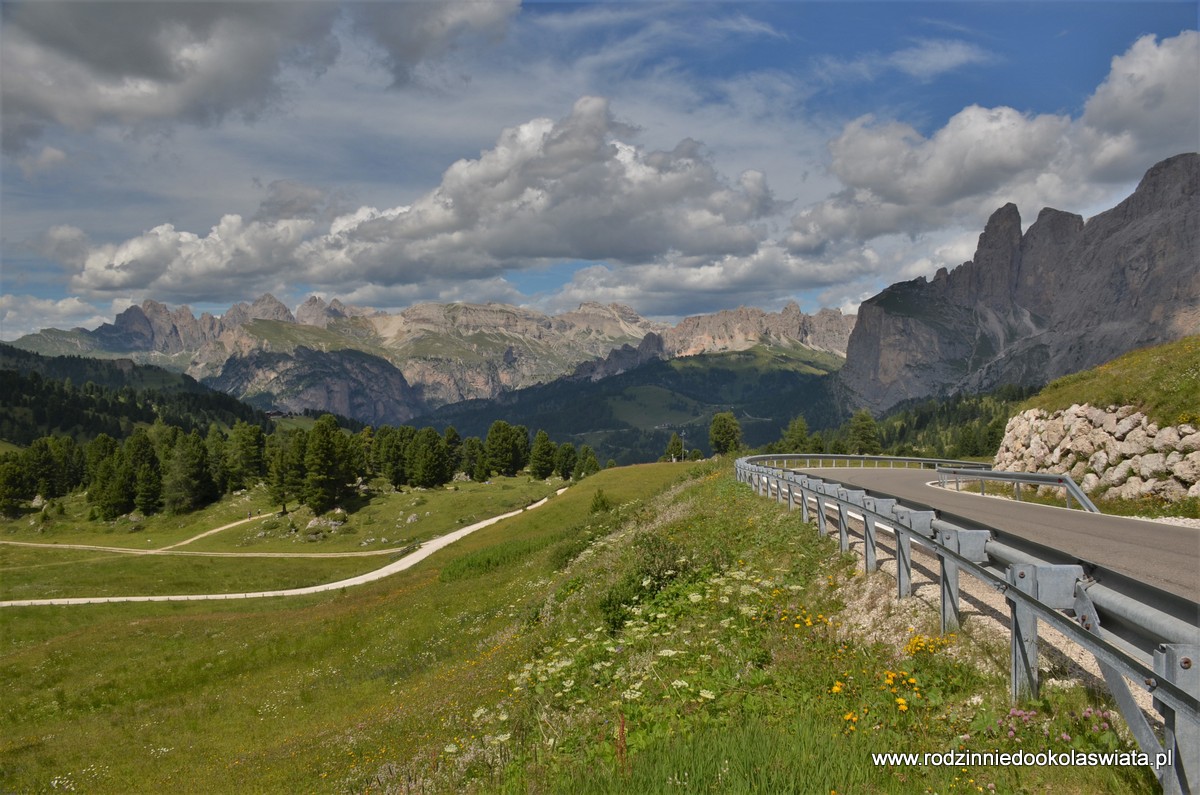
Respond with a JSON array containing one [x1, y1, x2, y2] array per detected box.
[[0, 344, 270, 444], [1021, 336, 1200, 426], [0, 463, 1146, 793], [423, 345, 847, 463]]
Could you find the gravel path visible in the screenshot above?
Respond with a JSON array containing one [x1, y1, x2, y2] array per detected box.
[[0, 491, 563, 608]]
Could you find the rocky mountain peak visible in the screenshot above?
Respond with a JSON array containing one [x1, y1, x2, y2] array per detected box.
[[295, 295, 348, 328], [841, 153, 1200, 414]]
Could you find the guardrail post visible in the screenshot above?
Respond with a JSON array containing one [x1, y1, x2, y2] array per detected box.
[[937, 528, 961, 633], [896, 528, 913, 597], [1155, 643, 1200, 795], [1008, 563, 1039, 701], [786, 482, 796, 512], [863, 512, 878, 573], [800, 485, 811, 524], [863, 498, 894, 574], [815, 493, 829, 538], [835, 491, 850, 553]]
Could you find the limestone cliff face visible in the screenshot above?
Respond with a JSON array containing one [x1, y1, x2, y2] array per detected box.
[[663, 303, 855, 357], [841, 153, 1200, 413], [207, 346, 420, 426]]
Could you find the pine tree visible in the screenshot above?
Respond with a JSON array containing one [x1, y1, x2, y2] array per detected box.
[[485, 420, 523, 476], [162, 431, 217, 514], [554, 442, 577, 480], [443, 426, 462, 474], [708, 412, 742, 456], [134, 463, 162, 515], [460, 436, 485, 481], [227, 420, 266, 490], [303, 415, 344, 514], [407, 427, 450, 488], [572, 445, 600, 480], [847, 409, 882, 455], [266, 429, 305, 514], [664, 432, 684, 461], [528, 430, 556, 479], [779, 415, 809, 453]]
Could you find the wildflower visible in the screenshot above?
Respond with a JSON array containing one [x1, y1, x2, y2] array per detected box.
[[657, 649, 679, 657], [830, 681, 844, 694], [895, 697, 908, 712], [699, 689, 716, 700]]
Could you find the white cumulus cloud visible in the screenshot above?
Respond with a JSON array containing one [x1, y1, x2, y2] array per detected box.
[[0, 295, 107, 340]]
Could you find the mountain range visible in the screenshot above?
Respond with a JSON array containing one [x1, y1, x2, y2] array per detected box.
[[11, 294, 855, 427], [10, 153, 1197, 436]]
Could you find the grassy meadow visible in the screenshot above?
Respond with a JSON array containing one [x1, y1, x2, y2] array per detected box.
[[1, 461, 1152, 793], [1021, 335, 1200, 427]]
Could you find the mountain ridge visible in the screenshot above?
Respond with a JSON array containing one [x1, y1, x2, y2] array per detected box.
[[11, 296, 855, 424], [840, 152, 1200, 413]]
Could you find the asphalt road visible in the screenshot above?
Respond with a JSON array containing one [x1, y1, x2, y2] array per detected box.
[[789, 466, 1200, 602]]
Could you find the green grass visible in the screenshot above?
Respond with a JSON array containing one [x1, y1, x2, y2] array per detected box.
[[1021, 335, 1200, 427], [0, 476, 556, 553], [0, 462, 1152, 794], [0, 545, 391, 600], [242, 319, 385, 355]]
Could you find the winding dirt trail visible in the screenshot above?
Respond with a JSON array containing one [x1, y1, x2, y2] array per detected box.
[[0, 490, 565, 608]]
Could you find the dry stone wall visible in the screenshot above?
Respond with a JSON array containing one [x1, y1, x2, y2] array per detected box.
[[994, 405, 1200, 501]]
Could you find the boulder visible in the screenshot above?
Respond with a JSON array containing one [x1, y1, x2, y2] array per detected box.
[[1153, 479, 1188, 501], [1118, 427, 1152, 458], [1138, 452, 1168, 479], [1178, 432, 1200, 453], [1172, 452, 1200, 485], [1103, 459, 1134, 487], [1080, 473, 1101, 494]]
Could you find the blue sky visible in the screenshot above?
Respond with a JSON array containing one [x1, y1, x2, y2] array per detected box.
[[1, 1, 1196, 339]]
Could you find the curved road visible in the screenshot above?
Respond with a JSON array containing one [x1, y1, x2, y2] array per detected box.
[[789, 466, 1200, 602], [0, 492, 563, 607]]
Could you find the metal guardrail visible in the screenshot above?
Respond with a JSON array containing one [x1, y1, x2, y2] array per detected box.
[[936, 466, 1100, 513], [737, 454, 1199, 795], [751, 453, 990, 471]]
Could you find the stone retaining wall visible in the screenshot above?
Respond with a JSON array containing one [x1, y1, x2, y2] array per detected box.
[[994, 405, 1200, 501]]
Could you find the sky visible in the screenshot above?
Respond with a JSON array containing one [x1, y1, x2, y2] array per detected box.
[[1, 1, 1197, 340]]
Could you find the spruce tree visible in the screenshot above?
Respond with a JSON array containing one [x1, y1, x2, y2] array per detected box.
[[407, 427, 450, 488], [303, 415, 344, 514], [664, 432, 684, 461], [162, 431, 217, 514], [528, 430, 556, 479], [572, 445, 600, 480], [554, 442, 577, 480], [847, 409, 882, 455], [708, 412, 742, 456]]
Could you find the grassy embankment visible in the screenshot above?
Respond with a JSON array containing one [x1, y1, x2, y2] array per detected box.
[[1020, 336, 1200, 429], [1, 462, 1150, 793]]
